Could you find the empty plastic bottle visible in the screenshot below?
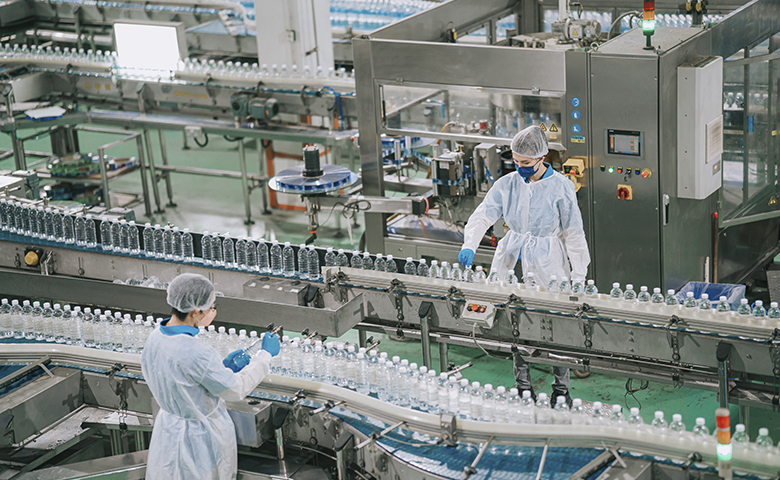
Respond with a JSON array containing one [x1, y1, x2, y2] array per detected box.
[[698, 293, 712, 310], [404, 258, 416, 275], [585, 280, 598, 295], [324, 247, 337, 267], [308, 246, 321, 280], [651, 411, 668, 430], [182, 229, 194, 260], [258, 241, 271, 272], [637, 286, 650, 302], [282, 242, 295, 277], [553, 396, 571, 424], [628, 407, 644, 428], [753, 300, 767, 317], [100, 218, 113, 250], [570, 398, 586, 425], [336, 249, 349, 267], [609, 282, 623, 299], [536, 393, 552, 424], [351, 251, 363, 269], [683, 292, 697, 308], [756, 428, 774, 449], [211, 233, 224, 265], [651, 288, 664, 304], [737, 298, 751, 315], [666, 289, 678, 306], [624, 284, 637, 301], [297, 244, 309, 278], [470, 381, 483, 420], [692, 417, 709, 439], [451, 263, 463, 282], [223, 236, 236, 267], [475, 266, 487, 283], [143, 223, 155, 256], [768, 302, 780, 319], [374, 253, 387, 272]]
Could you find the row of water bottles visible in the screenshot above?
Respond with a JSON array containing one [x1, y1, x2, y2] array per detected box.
[[0, 197, 98, 246], [0, 43, 115, 64], [177, 58, 352, 83], [197, 325, 260, 358], [0, 298, 155, 354]]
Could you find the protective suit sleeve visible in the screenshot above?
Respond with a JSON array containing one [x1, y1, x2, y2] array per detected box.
[[218, 351, 272, 402], [558, 180, 590, 281], [462, 176, 507, 252]]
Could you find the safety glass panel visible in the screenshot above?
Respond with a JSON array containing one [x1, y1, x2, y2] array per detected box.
[[379, 83, 564, 144]]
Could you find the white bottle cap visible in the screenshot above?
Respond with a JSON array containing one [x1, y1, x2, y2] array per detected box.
[[428, 370, 436, 377], [593, 401, 602, 409], [550, 275, 557, 280], [327, 247, 333, 252], [369, 350, 377, 357], [420, 259, 427, 264], [22, 300, 30, 306], [250, 331, 258, 338], [304, 338, 312, 345], [655, 411, 664, 419], [392, 355, 400, 363], [687, 292, 694, 297], [406, 257, 413, 262], [654, 288, 661, 293], [510, 388, 519, 395], [538, 392, 547, 401], [588, 280, 595, 285], [472, 381, 480, 388], [496, 385, 505, 393], [759, 427, 769, 436], [695, 417, 705, 426], [356, 352, 364, 359], [122, 318, 130, 324], [572, 398, 582, 407], [239, 329, 246, 336], [626, 284, 633, 290], [640, 286, 648, 291], [484, 384, 493, 391], [741, 298, 748, 304], [772, 302, 778, 308], [701, 293, 709, 300], [399, 367, 407, 374], [401, 359, 409, 366], [135, 314, 143, 321], [44, 302, 50, 308], [522, 390, 531, 399], [53, 303, 60, 308], [218, 326, 226, 333], [720, 296, 728, 302], [461, 379, 470, 387], [668, 289, 675, 295], [735, 424, 745, 432], [557, 396, 567, 405], [630, 407, 640, 415], [613, 282, 620, 288], [756, 300, 763, 306], [450, 377, 458, 384], [209, 326, 216, 332], [380, 352, 387, 358], [439, 372, 448, 379], [613, 405, 622, 413], [387, 255, 394, 260], [419, 366, 427, 373], [431, 260, 438, 265], [135, 319, 142, 325], [347, 345, 355, 353], [228, 328, 236, 335], [33, 301, 40, 307], [337, 344, 344, 350], [409, 362, 417, 370]]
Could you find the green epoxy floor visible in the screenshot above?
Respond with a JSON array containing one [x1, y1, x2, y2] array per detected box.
[[3, 128, 780, 442]]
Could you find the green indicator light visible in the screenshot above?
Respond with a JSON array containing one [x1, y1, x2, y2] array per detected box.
[[608, 167, 614, 173], [643, 20, 655, 32], [717, 443, 732, 461]]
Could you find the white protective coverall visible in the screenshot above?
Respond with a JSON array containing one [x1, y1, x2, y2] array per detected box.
[[141, 325, 271, 480], [462, 168, 590, 287]]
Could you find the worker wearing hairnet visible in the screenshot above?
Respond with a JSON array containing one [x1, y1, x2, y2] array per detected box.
[[141, 273, 280, 480], [458, 125, 590, 404]]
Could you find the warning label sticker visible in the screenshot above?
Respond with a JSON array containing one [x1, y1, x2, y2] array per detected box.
[[550, 123, 558, 132], [539, 123, 547, 131]]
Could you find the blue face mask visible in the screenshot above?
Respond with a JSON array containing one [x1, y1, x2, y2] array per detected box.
[[515, 161, 540, 178]]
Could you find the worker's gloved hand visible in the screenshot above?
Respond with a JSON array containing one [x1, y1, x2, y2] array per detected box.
[[261, 333, 281, 357], [458, 249, 475, 268], [223, 349, 250, 373]]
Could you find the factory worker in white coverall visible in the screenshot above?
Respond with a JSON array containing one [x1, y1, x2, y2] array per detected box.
[[141, 273, 280, 480], [458, 125, 590, 405]]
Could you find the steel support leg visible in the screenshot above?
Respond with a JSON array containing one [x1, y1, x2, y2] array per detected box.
[[143, 129, 164, 213], [135, 135, 153, 218], [238, 138, 254, 225], [258, 141, 271, 215], [717, 342, 732, 409], [419, 302, 433, 370], [439, 342, 449, 374], [358, 329, 366, 348], [157, 130, 176, 207], [98, 147, 111, 209]]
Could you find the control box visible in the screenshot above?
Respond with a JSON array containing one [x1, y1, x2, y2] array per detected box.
[[461, 300, 496, 328], [677, 56, 723, 200]]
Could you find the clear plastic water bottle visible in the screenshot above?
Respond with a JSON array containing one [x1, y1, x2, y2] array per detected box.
[[430, 260, 443, 278], [258, 241, 270, 272], [591, 401, 606, 425], [367, 350, 380, 394], [416, 366, 429, 410], [143, 223, 155, 256], [698, 293, 712, 310], [448, 376, 461, 414], [121, 318, 135, 353], [691, 417, 709, 439], [519, 390, 536, 424], [374, 253, 387, 272], [451, 263, 463, 282], [336, 249, 349, 267], [417, 259, 430, 277], [42, 302, 54, 342], [345, 345, 358, 389], [756, 427, 774, 449], [488, 269, 500, 284], [651, 411, 667, 430], [637, 286, 650, 302], [624, 284, 637, 301], [36, 207, 48, 239], [351, 251, 364, 269], [475, 266, 487, 283], [397, 366, 411, 406], [668, 413, 685, 434], [425, 370, 439, 414], [459, 379, 472, 419], [127, 221, 140, 254], [302, 338, 315, 380], [666, 289, 678, 306], [235, 237, 248, 268], [535, 393, 552, 424], [356, 352, 370, 394], [464, 266, 476, 283], [312, 344, 324, 381], [153, 225, 165, 257], [768, 302, 780, 319], [508, 270, 519, 286], [110, 219, 123, 252], [523, 271, 535, 289], [480, 383, 495, 421], [74, 213, 87, 246], [100, 314, 113, 350], [610, 282, 623, 299], [737, 298, 751, 315], [281, 242, 295, 276], [223, 236, 236, 267], [61, 213, 75, 243], [335, 344, 348, 387], [628, 407, 644, 428], [182, 228, 194, 260], [100, 218, 113, 250], [506, 388, 520, 422], [8, 299, 21, 338], [559, 277, 571, 293], [308, 246, 321, 280], [651, 288, 664, 304], [470, 381, 483, 420], [404, 257, 416, 275], [572, 279, 584, 293], [201, 231, 214, 264], [441, 261, 452, 280], [585, 280, 598, 295], [31, 301, 43, 340], [0, 299, 10, 338], [570, 398, 586, 425], [408, 363, 419, 408], [546, 275, 558, 292], [610, 405, 625, 425], [51, 303, 65, 343], [362, 252, 372, 270], [324, 247, 337, 267], [20, 300, 33, 339], [171, 227, 183, 259], [211, 233, 224, 265], [732, 424, 749, 446], [161, 225, 174, 258], [683, 292, 697, 308], [753, 300, 767, 317], [297, 244, 309, 278], [553, 396, 571, 424]]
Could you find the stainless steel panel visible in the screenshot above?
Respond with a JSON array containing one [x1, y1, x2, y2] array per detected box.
[[226, 399, 272, 448], [589, 54, 661, 292]]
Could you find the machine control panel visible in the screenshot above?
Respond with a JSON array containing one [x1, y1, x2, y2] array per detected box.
[[607, 129, 641, 156], [461, 301, 496, 328]]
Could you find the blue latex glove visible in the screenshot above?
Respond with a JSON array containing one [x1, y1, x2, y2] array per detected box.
[[262, 333, 281, 357], [458, 249, 475, 268], [223, 349, 250, 373]]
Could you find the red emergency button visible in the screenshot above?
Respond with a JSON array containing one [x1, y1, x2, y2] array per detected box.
[[478, 306, 486, 313], [470, 304, 479, 312], [617, 185, 632, 201], [640, 168, 652, 178]]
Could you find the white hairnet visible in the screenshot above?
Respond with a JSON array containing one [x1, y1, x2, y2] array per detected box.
[[511, 126, 549, 158], [166, 273, 216, 313]]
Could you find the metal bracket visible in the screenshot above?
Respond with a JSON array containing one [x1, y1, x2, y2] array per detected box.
[[354, 420, 405, 451], [446, 285, 464, 319], [666, 316, 682, 363], [388, 278, 406, 336], [770, 329, 780, 408], [576, 303, 593, 349], [439, 413, 457, 446]]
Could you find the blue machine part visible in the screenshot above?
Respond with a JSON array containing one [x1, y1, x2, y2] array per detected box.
[[268, 164, 358, 194]]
